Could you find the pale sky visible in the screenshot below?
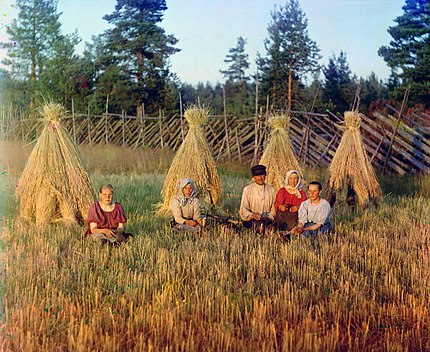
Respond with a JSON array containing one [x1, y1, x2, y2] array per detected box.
[[0, 0, 406, 85]]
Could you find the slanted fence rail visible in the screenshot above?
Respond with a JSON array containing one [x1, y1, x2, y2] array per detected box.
[[1, 105, 429, 175]]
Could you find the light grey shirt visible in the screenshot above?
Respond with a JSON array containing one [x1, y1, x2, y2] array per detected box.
[[240, 182, 276, 221], [170, 197, 201, 224], [298, 199, 331, 225]]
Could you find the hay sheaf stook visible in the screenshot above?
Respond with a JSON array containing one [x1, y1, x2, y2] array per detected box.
[[16, 103, 95, 225], [159, 106, 223, 213], [326, 111, 381, 207], [259, 113, 303, 191]]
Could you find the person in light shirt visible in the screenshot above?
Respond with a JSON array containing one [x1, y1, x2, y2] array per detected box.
[[293, 181, 331, 237], [239, 164, 276, 234], [170, 178, 204, 233]]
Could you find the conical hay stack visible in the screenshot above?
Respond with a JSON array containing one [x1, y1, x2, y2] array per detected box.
[[259, 113, 303, 191], [16, 103, 95, 225], [326, 111, 381, 207], [158, 106, 223, 214]]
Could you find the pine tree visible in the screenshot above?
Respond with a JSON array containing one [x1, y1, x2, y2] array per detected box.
[[257, 0, 321, 110], [378, 0, 430, 107], [220, 37, 250, 86], [1, 0, 63, 106], [101, 0, 180, 114], [220, 37, 253, 117]]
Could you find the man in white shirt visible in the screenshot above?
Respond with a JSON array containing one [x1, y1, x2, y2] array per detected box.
[[294, 181, 331, 237], [240, 164, 276, 234]]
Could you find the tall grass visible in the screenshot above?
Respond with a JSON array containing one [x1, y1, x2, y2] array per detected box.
[[0, 141, 175, 177], [0, 141, 429, 351]]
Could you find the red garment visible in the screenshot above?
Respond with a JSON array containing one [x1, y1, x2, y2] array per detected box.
[[85, 201, 127, 236], [275, 188, 307, 211]]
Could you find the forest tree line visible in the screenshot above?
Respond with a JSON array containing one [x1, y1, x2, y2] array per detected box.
[[0, 0, 429, 118]]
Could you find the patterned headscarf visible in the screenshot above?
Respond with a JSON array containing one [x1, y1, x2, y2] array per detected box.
[[177, 178, 197, 205], [284, 170, 303, 198]]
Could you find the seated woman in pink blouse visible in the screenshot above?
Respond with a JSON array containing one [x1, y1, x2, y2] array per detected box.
[[85, 184, 132, 244], [273, 170, 307, 232]]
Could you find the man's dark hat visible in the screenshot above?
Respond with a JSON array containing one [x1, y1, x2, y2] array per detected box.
[[251, 164, 267, 176]]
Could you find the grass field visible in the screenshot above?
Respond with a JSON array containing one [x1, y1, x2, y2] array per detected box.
[[0, 141, 429, 351]]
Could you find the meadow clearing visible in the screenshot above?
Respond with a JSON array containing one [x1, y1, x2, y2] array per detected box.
[[0, 141, 429, 351]]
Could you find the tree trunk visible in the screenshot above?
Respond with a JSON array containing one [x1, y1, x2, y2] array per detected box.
[[288, 48, 293, 111]]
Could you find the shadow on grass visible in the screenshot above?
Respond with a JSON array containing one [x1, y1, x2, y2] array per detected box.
[[380, 173, 429, 197]]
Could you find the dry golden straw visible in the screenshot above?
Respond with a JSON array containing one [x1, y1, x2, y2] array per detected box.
[[158, 106, 223, 213], [259, 113, 303, 191], [326, 111, 381, 207], [16, 103, 95, 225]]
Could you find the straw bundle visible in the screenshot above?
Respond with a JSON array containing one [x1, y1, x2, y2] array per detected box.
[[158, 106, 223, 214], [326, 111, 381, 208], [16, 103, 95, 225], [259, 113, 303, 191]]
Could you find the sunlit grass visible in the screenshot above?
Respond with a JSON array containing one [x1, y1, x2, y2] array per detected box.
[[0, 142, 429, 351]]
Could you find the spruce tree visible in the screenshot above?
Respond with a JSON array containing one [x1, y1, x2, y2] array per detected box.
[[39, 32, 81, 107], [323, 51, 357, 114], [378, 0, 430, 107]]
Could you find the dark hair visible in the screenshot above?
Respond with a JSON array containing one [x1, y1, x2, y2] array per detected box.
[[251, 164, 267, 176], [308, 181, 322, 191], [99, 184, 114, 193]]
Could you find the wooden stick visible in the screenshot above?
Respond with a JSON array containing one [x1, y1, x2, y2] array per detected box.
[[72, 98, 76, 145], [105, 94, 109, 144], [87, 102, 91, 144], [236, 128, 242, 163], [222, 86, 231, 158], [122, 109, 125, 146], [159, 109, 164, 149], [179, 92, 184, 142], [382, 89, 410, 174]]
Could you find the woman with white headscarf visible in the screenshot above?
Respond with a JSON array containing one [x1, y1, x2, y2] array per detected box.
[[273, 170, 307, 231], [170, 178, 204, 233]]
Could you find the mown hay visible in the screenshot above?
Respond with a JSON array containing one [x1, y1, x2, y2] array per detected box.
[[16, 103, 95, 225], [259, 113, 303, 191], [326, 111, 381, 208], [158, 106, 223, 214]]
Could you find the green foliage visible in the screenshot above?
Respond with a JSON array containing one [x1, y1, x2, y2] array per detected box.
[[99, 0, 180, 115], [378, 0, 430, 107], [322, 51, 357, 115], [38, 32, 82, 107], [1, 0, 63, 106], [1, 167, 429, 350], [179, 82, 224, 115], [359, 73, 389, 114], [219, 37, 255, 117], [220, 37, 250, 85], [257, 0, 321, 109]]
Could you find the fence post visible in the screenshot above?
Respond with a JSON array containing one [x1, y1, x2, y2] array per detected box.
[[72, 98, 76, 145], [235, 128, 242, 163], [222, 86, 231, 158], [179, 92, 184, 142], [122, 109, 125, 146], [105, 94, 109, 144], [382, 89, 409, 174], [87, 102, 92, 144], [252, 71, 259, 165], [159, 109, 164, 149], [141, 103, 145, 146]]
